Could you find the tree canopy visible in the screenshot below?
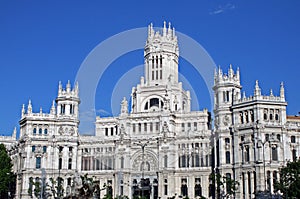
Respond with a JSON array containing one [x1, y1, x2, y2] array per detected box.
[[0, 143, 16, 198], [274, 159, 300, 198]]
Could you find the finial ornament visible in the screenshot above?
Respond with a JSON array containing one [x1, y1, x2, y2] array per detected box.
[[66, 80, 71, 92], [12, 127, 17, 139], [280, 81, 285, 100], [163, 21, 167, 36], [121, 97, 128, 115], [51, 100, 56, 115], [254, 80, 261, 96], [22, 104, 25, 117], [27, 99, 32, 114]]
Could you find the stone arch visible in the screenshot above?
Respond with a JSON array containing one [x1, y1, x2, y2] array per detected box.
[[132, 149, 158, 171], [142, 95, 165, 112]]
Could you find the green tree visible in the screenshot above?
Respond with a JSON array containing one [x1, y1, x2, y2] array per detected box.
[[274, 159, 300, 198], [210, 172, 239, 199], [0, 143, 16, 199]]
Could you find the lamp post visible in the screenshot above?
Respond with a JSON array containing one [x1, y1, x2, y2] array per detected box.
[[135, 141, 149, 199], [256, 138, 269, 197]]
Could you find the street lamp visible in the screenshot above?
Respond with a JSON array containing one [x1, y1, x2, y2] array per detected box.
[[256, 138, 269, 195], [134, 141, 149, 199]]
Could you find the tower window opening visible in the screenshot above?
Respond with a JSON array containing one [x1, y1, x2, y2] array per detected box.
[[61, 104, 65, 114], [150, 98, 159, 108], [160, 55, 162, 68], [152, 56, 154, 69], [156, 55, 158, 68]]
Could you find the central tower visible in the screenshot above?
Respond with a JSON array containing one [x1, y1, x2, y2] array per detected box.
[[131, 22, 190, 113], [144, 22, 179, 86]]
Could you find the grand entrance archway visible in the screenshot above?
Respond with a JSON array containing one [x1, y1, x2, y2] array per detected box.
[[131, 150, 158, 199]]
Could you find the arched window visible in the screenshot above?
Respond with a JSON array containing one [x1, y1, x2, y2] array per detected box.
[[39, 128, 42, 135], [44, 128, 48, 135], [33, 128, 37, 134]]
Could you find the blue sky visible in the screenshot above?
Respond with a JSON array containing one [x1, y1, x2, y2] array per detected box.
[[1, 1, 300, 136]]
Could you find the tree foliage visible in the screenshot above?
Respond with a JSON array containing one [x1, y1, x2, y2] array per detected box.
[[0, 143, 16, 198], [210, 172, 239, 199], [274, 159, 300, 198]]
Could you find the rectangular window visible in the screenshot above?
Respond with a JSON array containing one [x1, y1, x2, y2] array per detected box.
[[152, 71, 154, 80], [67, 178, 72, 186], [36, 157, 41, 169], [156, 71, 158, 80], [144, 123, 147, 132], [132, 124, 136, 133], [150, 123, 153, 131], [156, 122, 159, 131], [226, 151, 231, 164], [111, 127, 114, 136], [194, 122, 197, 130], [291, 136, 296, 143], [160, 70, 162, 79], [32, 145, 36, 152], [164, 185, 168, 195], [121, 157, 124, 169], [105, 128, 108, 136], [139, 123, 142, 132], [43, 146, 47, 153], [68, 158, 72, 169], [164, 155, 168, 168], [292, 149, 297, 161], [59, 158, 62, 170], [272, 147, 278, 161]]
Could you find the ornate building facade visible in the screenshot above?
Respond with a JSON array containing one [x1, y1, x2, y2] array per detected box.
[[1, 22, 300, 199]]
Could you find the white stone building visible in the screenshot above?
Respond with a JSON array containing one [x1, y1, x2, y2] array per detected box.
[[1, 22, 300, 199]]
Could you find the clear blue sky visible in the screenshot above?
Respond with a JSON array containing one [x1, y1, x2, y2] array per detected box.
[[1, 1, 300, 136]]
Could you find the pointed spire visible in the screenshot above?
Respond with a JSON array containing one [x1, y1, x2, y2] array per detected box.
[[12, 127, 17, 139], [51, 100, 56, 115], [66, 80, 71, 93], [73, 81, 79, 96], [58, 81, 62, 95], [27, 100, 32, 114], [172, 27, 175, 38], [168, 22, 172, 36], [218, 66, 222, 75], [121, 97, 128, 115], [150, 23, 154, 37], [228, 64, 233, 78], [163, 21, 167, 36], [214, 68, 217, 78], [236, 67, 240, 80], [40, 107, 43, 115], [22, 104, 25, 117], [243, 91, 246, 99], [270, 89, 274, 97], [280, 82, 285, 100], [254, 80, 261, 97]]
